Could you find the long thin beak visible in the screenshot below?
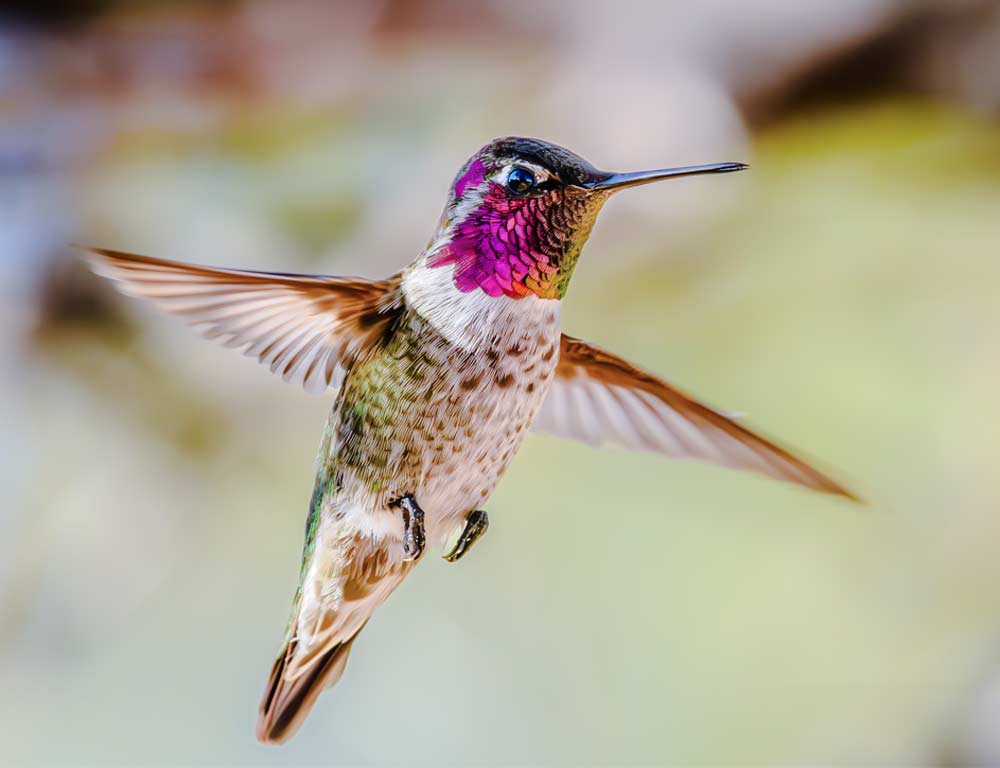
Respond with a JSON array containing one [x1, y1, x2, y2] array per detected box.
[[583, 162, 748, 191]]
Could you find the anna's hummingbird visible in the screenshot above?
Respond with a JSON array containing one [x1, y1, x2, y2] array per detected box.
[[84, 136, 854, 744]]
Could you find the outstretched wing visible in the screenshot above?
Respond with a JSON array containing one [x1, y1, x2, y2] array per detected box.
[[534, 334, 856, 499], [83, 248, 401, 393]]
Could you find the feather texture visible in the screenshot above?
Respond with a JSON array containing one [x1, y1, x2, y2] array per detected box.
[[256, 500, 414, 745], [82, 248, 400, 394], [534, 335, 856, 499]]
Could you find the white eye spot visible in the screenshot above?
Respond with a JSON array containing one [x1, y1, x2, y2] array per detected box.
[[499, 162, 551, 188]]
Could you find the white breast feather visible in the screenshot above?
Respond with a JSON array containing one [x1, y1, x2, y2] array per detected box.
[[401, 260, 558, 351]]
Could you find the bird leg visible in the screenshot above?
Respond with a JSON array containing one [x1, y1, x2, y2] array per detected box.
[[390, 495, 425, 561], [443, 509, 489, 563]]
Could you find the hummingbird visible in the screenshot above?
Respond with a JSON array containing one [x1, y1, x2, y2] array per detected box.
[[83, 136, 854, 745]]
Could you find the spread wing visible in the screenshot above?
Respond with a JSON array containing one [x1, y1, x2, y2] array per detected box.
[[82, 248, 401, 393], [534, 335, 856, 499]]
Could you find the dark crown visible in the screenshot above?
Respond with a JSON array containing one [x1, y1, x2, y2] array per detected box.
[[487, 137, 610, 187]]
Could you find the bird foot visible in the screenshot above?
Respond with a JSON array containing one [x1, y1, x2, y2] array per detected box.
[[443, 509, 489, 563], [390, 495, 425, 561]]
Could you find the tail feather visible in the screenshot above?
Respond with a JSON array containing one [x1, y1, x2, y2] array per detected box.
[[256, 629, 363, 745], [257, 497, 414, 744]]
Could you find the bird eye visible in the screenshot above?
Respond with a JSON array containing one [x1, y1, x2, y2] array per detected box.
[[506, 167, 536, 195]]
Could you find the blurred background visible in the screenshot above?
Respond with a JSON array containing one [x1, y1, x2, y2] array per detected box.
[[2, 0, 1000, 765]]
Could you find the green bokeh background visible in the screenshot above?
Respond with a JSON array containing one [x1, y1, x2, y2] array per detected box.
[[4, 3, 1000, 765]]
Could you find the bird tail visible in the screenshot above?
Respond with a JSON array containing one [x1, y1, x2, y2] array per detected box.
[[256, 541, 413, 744], [256, 627, 363, 745]]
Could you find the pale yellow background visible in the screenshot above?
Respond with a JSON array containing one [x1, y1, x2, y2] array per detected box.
[[3, 1, 999, 765]]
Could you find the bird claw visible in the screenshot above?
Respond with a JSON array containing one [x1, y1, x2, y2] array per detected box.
[[391, 495, 425, 561], [443, 509, 489, 563]]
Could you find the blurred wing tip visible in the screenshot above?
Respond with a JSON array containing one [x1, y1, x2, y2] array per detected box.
[[824, 478, 865, 504], [73, 243, 107, 266], [74, 244, 135, 276], [798, 467, 863, 504], [73, 244, 121, 262]]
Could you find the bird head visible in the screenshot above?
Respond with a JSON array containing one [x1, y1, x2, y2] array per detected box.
[[425, 136, 746, 300]]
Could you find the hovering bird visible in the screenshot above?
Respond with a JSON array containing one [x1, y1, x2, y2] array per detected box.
[[83, 136, 854, 744]]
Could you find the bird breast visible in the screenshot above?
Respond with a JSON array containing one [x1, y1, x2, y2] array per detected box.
[[330, 265, 562, 544]]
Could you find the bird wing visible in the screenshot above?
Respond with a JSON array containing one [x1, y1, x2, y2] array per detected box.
[[533, 334, 856, 499], [82, 247, 401, 393]]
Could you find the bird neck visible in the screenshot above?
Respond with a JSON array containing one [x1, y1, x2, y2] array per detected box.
[[401, 257, 561, 353], [425, 185, 604, 301]]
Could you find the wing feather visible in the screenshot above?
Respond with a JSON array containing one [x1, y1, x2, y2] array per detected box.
[[534, 334, 856, 499], [82, 247, 401, 393]]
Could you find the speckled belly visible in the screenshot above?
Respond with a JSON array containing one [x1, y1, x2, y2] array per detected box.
[[329, 304, 560, 543]]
